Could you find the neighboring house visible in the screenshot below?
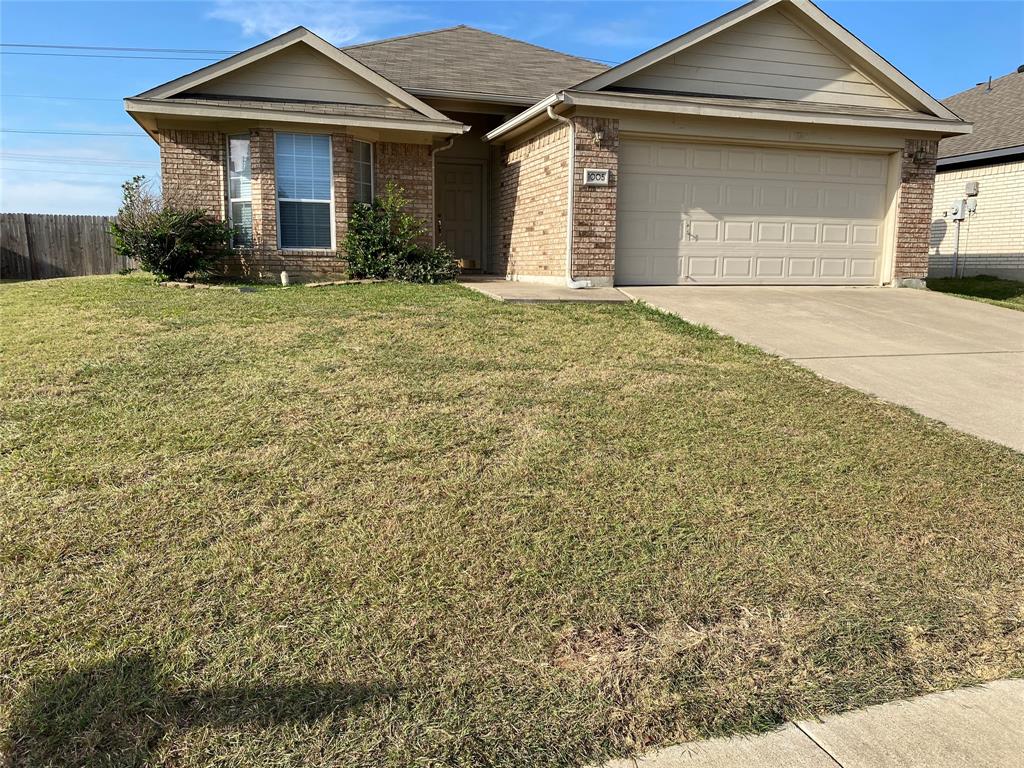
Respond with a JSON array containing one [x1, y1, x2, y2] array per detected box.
[[126, 0, 970, 286], [929, 68, 1024, 280]]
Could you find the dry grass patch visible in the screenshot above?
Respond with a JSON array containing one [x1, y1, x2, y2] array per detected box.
[[1, 275, 1022, 767]]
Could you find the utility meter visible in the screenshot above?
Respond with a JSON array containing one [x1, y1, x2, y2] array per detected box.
[[949, 199, 966, 221], [966, 198, 978, 213], [965, 181, 979, 197]]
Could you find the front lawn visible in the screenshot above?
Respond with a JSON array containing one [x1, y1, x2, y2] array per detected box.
[[928, 274, 1024, 311], [2, 276, 1022, 767]]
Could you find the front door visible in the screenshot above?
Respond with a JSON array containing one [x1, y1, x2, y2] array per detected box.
[[436, 161, 484, 269]]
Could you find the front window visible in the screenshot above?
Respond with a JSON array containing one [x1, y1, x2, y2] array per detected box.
[[354, 140, 374, 205], [275, 132, 333, 249], [227, 135, 252, 246]]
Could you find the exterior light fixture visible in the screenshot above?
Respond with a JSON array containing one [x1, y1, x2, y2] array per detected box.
[[592, 130, 604, 145], [913, 148, 927, 163]]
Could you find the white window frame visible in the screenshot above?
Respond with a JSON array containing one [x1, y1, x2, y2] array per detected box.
[[354, 139, 374, 205], [226, 133, 252, 247], [274, 131, 335, 252]]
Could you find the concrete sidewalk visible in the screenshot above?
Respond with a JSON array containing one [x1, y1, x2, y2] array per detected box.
[[603, 679, 1024, 768]]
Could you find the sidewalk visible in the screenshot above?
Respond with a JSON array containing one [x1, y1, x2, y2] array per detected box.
[[603, 679, 1024, 767]]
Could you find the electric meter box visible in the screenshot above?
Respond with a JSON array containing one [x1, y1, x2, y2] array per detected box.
[[949, 199, 966, 220]]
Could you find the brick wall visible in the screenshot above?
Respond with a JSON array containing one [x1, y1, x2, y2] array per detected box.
[[158, 130, 224, 215], [571, 117, 619, 286], [375, 142, 433, 242], [893, 138, 938, 282], [158, 127, 434, 281], [929, 159, 1024, 279], [495, 123, 569, 280]]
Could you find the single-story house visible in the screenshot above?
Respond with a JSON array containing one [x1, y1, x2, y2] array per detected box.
[[126, 0, 970, 287], [929, 68, 1024, 280]]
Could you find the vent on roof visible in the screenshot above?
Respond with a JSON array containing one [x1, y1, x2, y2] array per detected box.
[[1018, 64, 1024, 74]]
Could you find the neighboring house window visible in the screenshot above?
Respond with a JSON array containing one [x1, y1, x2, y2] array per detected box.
[[227, 134, 252, 246], [354, 140, 374, 205], [275, 132, 333, 249]]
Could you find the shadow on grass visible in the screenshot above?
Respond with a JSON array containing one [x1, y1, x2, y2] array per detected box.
[[5, 653, 397, 767], [928, 274, 1024, 303]]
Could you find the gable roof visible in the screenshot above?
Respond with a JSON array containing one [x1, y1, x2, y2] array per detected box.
[[345, 25, 608, 104], [938, 71, 1024, 160], [572, 0, 958, 120], [135, 27, 450, 122]]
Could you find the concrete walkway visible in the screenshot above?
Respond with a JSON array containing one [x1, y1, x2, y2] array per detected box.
[[459, 276, 629, 304], [622, 287, 1024, 452], [604, 679, 1024, 767]]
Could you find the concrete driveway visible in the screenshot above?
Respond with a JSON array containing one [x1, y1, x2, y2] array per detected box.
[[621, 286, 1024, 452]]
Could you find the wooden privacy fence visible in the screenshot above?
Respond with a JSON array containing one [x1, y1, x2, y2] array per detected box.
[[1, 213, 132, 280]]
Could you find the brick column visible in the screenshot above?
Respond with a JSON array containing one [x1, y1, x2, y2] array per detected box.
[[375, 142, 434, 240], [893, 138, 938, 285], [571, 117, 619, 287], [157, 129, 224, 216], [249, 127, 277, 269]]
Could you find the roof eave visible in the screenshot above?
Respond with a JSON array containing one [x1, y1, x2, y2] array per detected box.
[[484, 93, 565, 142], [125, 98, 467, 135], [568, 90, 972, 134], [937, 144, 1024, 169]]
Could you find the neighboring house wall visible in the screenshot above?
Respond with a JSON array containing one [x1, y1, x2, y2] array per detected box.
[[572, 117, 619, 286], [893, 138, 939, 282], [495, 123, 569, 280], [929, 160, 1024, 279], [157, 126, 433, 281]]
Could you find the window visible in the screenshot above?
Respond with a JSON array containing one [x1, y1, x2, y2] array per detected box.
[[354, 140, 374, 205], [227, 135, 252, 246], [275, 132, 333, 249]]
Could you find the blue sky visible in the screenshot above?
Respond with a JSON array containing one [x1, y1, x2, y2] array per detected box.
[[2, 0, 1022, 215]]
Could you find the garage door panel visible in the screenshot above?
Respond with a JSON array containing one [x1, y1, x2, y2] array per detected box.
[[616, 138, 889, 285]]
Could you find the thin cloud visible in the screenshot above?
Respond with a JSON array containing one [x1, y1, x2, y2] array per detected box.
[[208, 0, 430, 45]]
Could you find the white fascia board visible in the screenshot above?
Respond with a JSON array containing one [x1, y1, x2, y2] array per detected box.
[[562, 91, 973, 135], [133, 27, 450, 122], [484, 93, 564, 142], [125, 98, 467, 135], [571, 0, 781, 92]]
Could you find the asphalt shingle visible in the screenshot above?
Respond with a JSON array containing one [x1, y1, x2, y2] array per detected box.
[[939, 70, 1024, 158], [344, 25, 608, 103]]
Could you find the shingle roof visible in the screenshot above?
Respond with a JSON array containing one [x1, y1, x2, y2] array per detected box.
[[939, 70, 1024, 158], [344, 25, 608, 103]]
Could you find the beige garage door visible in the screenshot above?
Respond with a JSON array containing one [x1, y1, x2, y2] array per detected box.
[[616, 139, 890, 285]]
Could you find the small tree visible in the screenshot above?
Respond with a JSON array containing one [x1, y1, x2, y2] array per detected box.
[[110, 176, 234, 281], [345, 182, 457, 283]]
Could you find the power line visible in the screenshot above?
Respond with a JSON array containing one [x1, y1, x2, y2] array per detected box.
[[1, 43, 238, 53], [0, 165, 152, 178], [2, 51, 221, 61], [0, 152, 157, 167], [2, 94, 123, 102], [1, 129, 147, 137]]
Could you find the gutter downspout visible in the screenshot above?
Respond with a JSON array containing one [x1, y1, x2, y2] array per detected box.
[[546, 104, 592, 289], [431, 137, 456, 248]]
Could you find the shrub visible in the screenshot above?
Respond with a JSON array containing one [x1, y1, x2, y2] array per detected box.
[[110, 176, 234, 281], [344, 182, 457, 283]]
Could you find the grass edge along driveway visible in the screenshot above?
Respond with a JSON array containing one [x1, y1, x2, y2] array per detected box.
[[2, 275, 1022, 768]]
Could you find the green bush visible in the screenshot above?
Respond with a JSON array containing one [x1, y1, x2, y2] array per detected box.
[[344, 182, 457, 283], [110, 176, 234, 281]]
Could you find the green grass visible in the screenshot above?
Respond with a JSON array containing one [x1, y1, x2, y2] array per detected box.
[[2, 275, 1022, 768], [928, 274, 1024, 311]]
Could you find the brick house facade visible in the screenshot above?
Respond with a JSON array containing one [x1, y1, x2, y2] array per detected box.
[[131, 9, 969, 288]]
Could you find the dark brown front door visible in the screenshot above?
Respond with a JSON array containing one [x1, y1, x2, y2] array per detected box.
[[436, 161, 483, 268]]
